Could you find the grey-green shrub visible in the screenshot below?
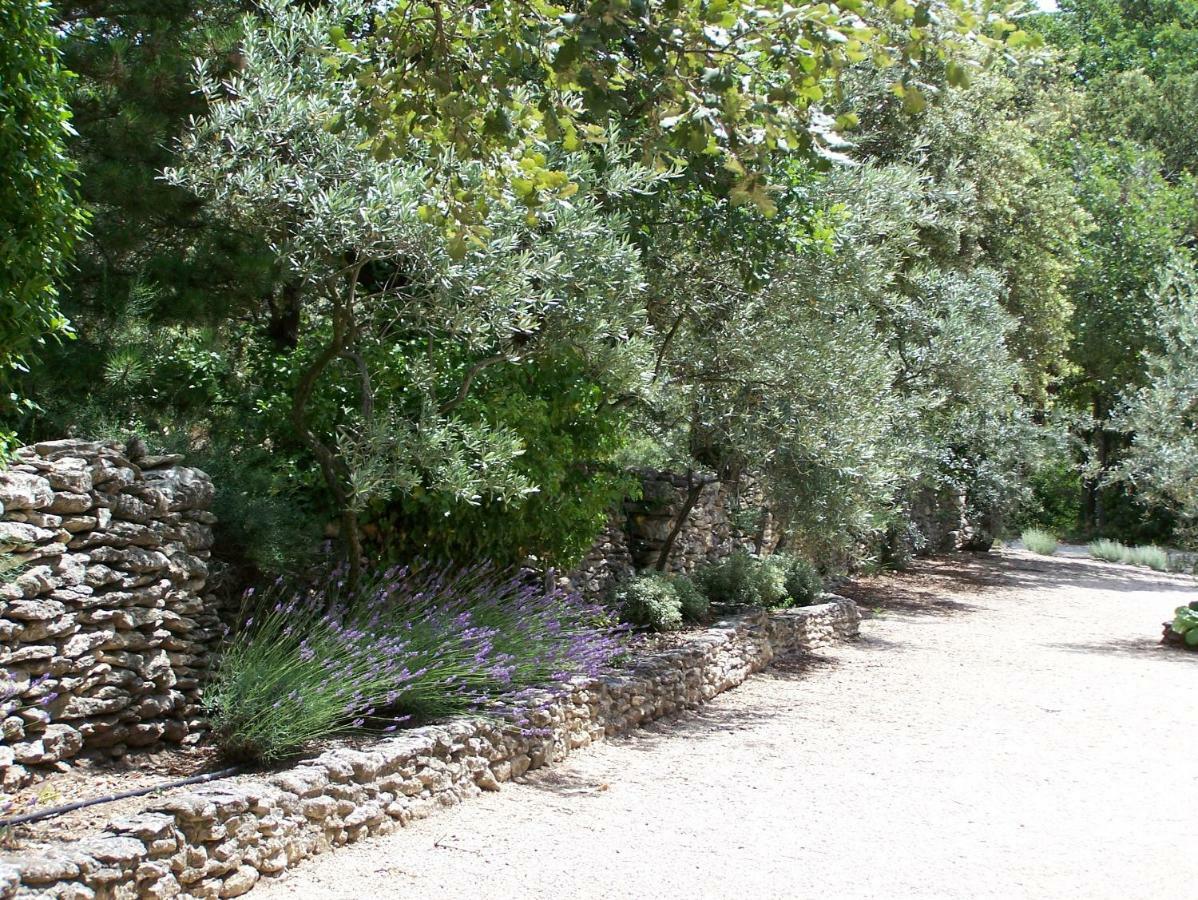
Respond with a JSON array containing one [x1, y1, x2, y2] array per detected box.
[[1021, 528, 1058, 556], [1089, 538, 1127, 563], [1090, 540, 1170, 571], [611, 574, 684, 631], [1124, 544, 1169, 571]]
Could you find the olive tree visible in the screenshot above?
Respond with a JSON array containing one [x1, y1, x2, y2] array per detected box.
[[167, 1, 657, 575]]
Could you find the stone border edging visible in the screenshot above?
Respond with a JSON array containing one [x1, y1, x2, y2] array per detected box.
[[1, 597, 860, 900]]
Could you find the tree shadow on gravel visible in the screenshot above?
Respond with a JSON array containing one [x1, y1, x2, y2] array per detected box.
[[1043, 637, 1198, 663], [837, 556, 993, 619], [991, 550, 1198, 594], [519, 651, 846, 799]]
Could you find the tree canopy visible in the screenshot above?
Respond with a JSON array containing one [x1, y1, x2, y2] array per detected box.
[[2, 0, 1196, 575]]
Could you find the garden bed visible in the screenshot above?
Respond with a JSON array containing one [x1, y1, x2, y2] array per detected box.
[[0, 598, 859, 899]]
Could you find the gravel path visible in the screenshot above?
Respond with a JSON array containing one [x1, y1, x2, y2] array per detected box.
[[254, 551, 1197, 899]]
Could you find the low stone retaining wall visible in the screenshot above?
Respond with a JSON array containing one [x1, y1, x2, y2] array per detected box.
[[1, 440, 220, 787], [0, 598, 859, 900]]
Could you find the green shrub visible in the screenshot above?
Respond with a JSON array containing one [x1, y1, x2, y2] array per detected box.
[[610, 574, 684, 631], [1123, 544, 1169, 571], [1021, 528, 1058, 556], [370, 350, 639, 571], [753, 556, 792, 608], [776, 553, 824, 607], [0, 0, 86, 449], [694, 550, 820, 610], [1089, 538, 1127, 563], [697, 550, 780, 608], [674, 576, 711, 624], [1170, 603, 1198, 648]]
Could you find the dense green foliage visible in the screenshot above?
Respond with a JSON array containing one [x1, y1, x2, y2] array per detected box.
[[1169, 602, 1198, 647], [613, 549, 819, 630], [1032, 0, 1198, 544], [695, 550, 823, 609], [0, 0, 86, 451], [1111, 260, 1198, 539], [3, 0, 1197, 601]]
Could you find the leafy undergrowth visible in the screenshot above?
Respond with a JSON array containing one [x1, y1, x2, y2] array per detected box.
[[1167, 602, 1198, 650], [612, 551, 824, 632]]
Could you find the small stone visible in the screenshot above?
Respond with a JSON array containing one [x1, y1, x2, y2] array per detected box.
[[49, 491, 93, 514], [0, 863, 19, 899], [34, 438, 103, 457], [41, 723, 84, 761], [9, 852, 80, 884], [152, 794, 217, 823], [78, 835, 146, 867], [16, 613, 75, 641], [142, 467, 214, 513], [55, 692, 131, 719], [46, 457, 94, 493], [4, 510, 62, 529], [301, 797, 334, 821], [62, 631, 112, 658], [219, 865, 260, 898], [0, 471, 53, 510], [0, 645, 55, 665], [138, 454, 185, 470], [13, 565, 55, 596], [142, 872, 182, 899], [0, 521, 56, 549], [91, 458, 138, 489], [1, 764, 30, 791], [3, 715, 28, 741]]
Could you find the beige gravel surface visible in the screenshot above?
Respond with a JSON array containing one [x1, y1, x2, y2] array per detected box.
[[254, 550, 1197, 900]]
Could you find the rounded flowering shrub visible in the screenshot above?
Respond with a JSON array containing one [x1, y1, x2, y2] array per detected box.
[[204, 562, 624, 763]]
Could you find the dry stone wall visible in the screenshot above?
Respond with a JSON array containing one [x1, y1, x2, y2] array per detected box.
[[1, 440, 220, 786], [571, 469, 780, 597], [0, 598, 860, 900]]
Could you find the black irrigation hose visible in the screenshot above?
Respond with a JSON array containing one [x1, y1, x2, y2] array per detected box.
[[0, 765, 244, 829]]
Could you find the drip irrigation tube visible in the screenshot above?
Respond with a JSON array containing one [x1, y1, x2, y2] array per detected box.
[[0, 765, 243, 829]]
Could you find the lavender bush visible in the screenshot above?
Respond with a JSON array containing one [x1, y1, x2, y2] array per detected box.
[[203, 562, 623, 763]]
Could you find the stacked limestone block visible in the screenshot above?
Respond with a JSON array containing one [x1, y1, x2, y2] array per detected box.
[[0, 598, 859, 900], [1, 440, 220, 785], [623, 470, 779, 575], [566, 516, 635, 598], [569, 470, 784, 597]]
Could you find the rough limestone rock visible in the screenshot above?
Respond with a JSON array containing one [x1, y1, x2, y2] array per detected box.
[[569, 469, 781, 596], [1, 440, 222, 774]]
